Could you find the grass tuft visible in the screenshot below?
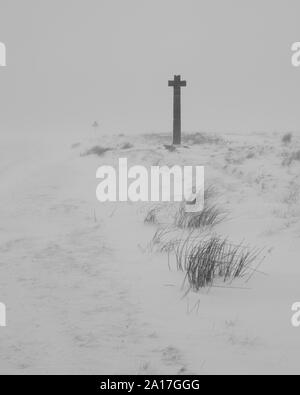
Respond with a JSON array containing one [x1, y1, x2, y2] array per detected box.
[[172, 234, 261, 289], [121, 142, 134, 150], [144, 207, 160, 225], [282, 133, 293, 144], [183, 132, 222, 145], [163, 144, 177, 152], [83, 146, 112, 157], [175, 204, 226, 229], [282, 150, 300, 166], [150, 228, 261, 289], [150, 227, 180, 253]]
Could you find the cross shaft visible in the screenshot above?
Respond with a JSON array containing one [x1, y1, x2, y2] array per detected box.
[[168, 75, 186, 145]]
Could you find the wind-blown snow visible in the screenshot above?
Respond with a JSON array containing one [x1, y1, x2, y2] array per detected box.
[[0, 130, 299, 374]]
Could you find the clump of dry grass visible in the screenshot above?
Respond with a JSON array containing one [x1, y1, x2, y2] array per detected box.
[[175, 186, 226, 229], [246, 151, 255, 159], [150, 226, 180, 253], [283, 182, 300, 205], [183, 132, 222, 145], [147, 182, 261, 290], [179, 236, 261, 290], [143, 203, 177, 226], [143, 186, 222, 229], [282, 133, 293, 144], [83, 146, 112, 157], [163, 144, 177, 152], [175, 204, 226, 229], [203, 185, 217, 201], [120, 142, 133, 150], [282, 150, 300, 166], [150, 228, 261, 289], [144, 207, 160, 225]]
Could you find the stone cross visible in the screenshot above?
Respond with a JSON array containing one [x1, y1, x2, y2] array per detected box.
[[168, 75, 186, 145]]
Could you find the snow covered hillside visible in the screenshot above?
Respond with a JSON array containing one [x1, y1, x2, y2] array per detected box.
[[0, 130, 299, 374]]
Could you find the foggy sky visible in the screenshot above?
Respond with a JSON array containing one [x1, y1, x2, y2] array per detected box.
[[1, 0, 300, 136]]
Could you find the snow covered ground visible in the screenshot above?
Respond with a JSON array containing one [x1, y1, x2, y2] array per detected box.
[[0, 130, 300, 374]]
